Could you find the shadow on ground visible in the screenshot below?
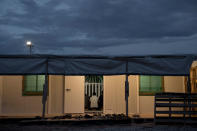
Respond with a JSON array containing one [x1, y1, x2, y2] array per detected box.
[[0, 117, 197, 131]]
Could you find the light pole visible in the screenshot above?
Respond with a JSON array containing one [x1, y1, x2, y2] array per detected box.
[[26, 41, 33, 55]]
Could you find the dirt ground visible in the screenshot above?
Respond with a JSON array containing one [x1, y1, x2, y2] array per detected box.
[[0, 123, 197, 131], [0, 117, 196, 131]]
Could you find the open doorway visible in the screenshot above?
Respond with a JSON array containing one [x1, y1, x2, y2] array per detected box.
[[84, 75, 103, 112]]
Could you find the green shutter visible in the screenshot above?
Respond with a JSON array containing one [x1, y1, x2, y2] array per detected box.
[[151, 76, 162, 92], [23, 75, 45, 95], [140, 75, 163, 95], [24, 75, 37, 92], [140, 75, 151, 92], [37, 75, 45, 92]]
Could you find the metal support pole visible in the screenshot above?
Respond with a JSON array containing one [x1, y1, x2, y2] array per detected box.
[[42, 58, 48, 119], [29, 45, 32, 55], [125, 61, 129, 117], [187, 75, 191, 93], [187, 75, 192, 118], [26, 41, 33, 55]]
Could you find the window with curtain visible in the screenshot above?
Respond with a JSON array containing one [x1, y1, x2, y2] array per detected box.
[[139, 75, 164, 96], [23, 75, 45, 96]]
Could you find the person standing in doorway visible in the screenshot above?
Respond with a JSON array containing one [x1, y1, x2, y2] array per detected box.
[[98, 91, 103, 110], [85, 94, 90, 110], [90, 92, 98, 109]]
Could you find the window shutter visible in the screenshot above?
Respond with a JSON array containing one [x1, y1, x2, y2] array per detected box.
[[37, 75, 45, 92], [140, 75, 163, 95], [24, 75, 37, 92], [140, 75, 151, 92]]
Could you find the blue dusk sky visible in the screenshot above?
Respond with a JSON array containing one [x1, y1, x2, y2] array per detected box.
[[0, 0, 197, 55]]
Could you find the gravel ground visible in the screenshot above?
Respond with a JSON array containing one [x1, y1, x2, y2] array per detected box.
[[0, 123, 197, 131]]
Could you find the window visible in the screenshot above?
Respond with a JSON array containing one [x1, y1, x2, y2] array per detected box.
[[139, 75, 164, 96], [23, 75, 45, 96]]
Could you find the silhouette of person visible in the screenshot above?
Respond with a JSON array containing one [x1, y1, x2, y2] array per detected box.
[[85, 94, 90, 109], [90, 92, 98, 109], [98, 91, 103, 110]]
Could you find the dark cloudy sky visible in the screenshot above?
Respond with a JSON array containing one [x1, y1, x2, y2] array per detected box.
[[0, 0, 197, 55]]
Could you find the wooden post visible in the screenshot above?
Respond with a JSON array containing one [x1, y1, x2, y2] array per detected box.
[[183, 94, 186, 125], [154, 94, 156, 125], [125, 61, 129, 117], [42, 58, 48, 119], [169, 97, 171, 119]]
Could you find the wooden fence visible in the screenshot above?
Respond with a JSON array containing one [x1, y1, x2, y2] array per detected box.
[[154, 93, 197, 124], [85, 82, 103, 97]]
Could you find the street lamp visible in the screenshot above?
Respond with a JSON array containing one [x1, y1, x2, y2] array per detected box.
[[26, 41, 33, 55]]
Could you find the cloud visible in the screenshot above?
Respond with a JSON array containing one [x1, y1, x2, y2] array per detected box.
[[0, 0, 197, 55]]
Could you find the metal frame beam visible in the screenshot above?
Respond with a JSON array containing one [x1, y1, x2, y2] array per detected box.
[[125, 61, 129, 117], [42, 59, 48, 119]]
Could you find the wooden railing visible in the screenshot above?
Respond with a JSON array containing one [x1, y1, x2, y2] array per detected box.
[[154, 93, 197, 124], [85, 82, 103, 97]]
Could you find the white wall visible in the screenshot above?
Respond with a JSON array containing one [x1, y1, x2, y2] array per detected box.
[[104, 75, 185, 118], [64, 76, 84, 113], [128, 75, 138, 115], [104, 75, 126, 114], [0, 75, 65, 117], [164, 76, 185, 93], [48, 75, 64, 115], [139, 76, 185, 118], [0, 75, 185, 117], [0, 76, 3, 114], [1, 76, 43, 116], [103, 75, 148, 116]]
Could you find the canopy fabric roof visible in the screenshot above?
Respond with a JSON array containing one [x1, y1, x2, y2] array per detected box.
[[0, 0, 197, 76], [0, 42, 196, 76]]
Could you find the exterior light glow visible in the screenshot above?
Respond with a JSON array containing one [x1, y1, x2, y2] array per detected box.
[[26, 41, 33, 55], [26, 41, 32, 46]]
